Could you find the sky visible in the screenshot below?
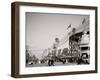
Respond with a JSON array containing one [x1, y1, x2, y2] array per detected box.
[[25, 12, 89, 59]]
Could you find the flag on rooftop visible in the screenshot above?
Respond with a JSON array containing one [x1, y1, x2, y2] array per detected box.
[[67, 24, 71, 29], [82, 18, 86, 24]]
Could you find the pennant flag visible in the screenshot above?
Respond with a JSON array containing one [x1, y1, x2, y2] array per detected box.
[[82, 18, 86, 24], [67, 24, 71, 29]]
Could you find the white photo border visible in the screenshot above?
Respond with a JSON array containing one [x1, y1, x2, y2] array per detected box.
[[19, 5, 96, 75]]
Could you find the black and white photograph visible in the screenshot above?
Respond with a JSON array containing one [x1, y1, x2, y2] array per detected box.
[[25, 12, 90, 67], [11, 2, 97, 77]]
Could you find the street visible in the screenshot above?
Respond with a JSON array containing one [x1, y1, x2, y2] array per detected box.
[[26, 62, 78, 67]]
